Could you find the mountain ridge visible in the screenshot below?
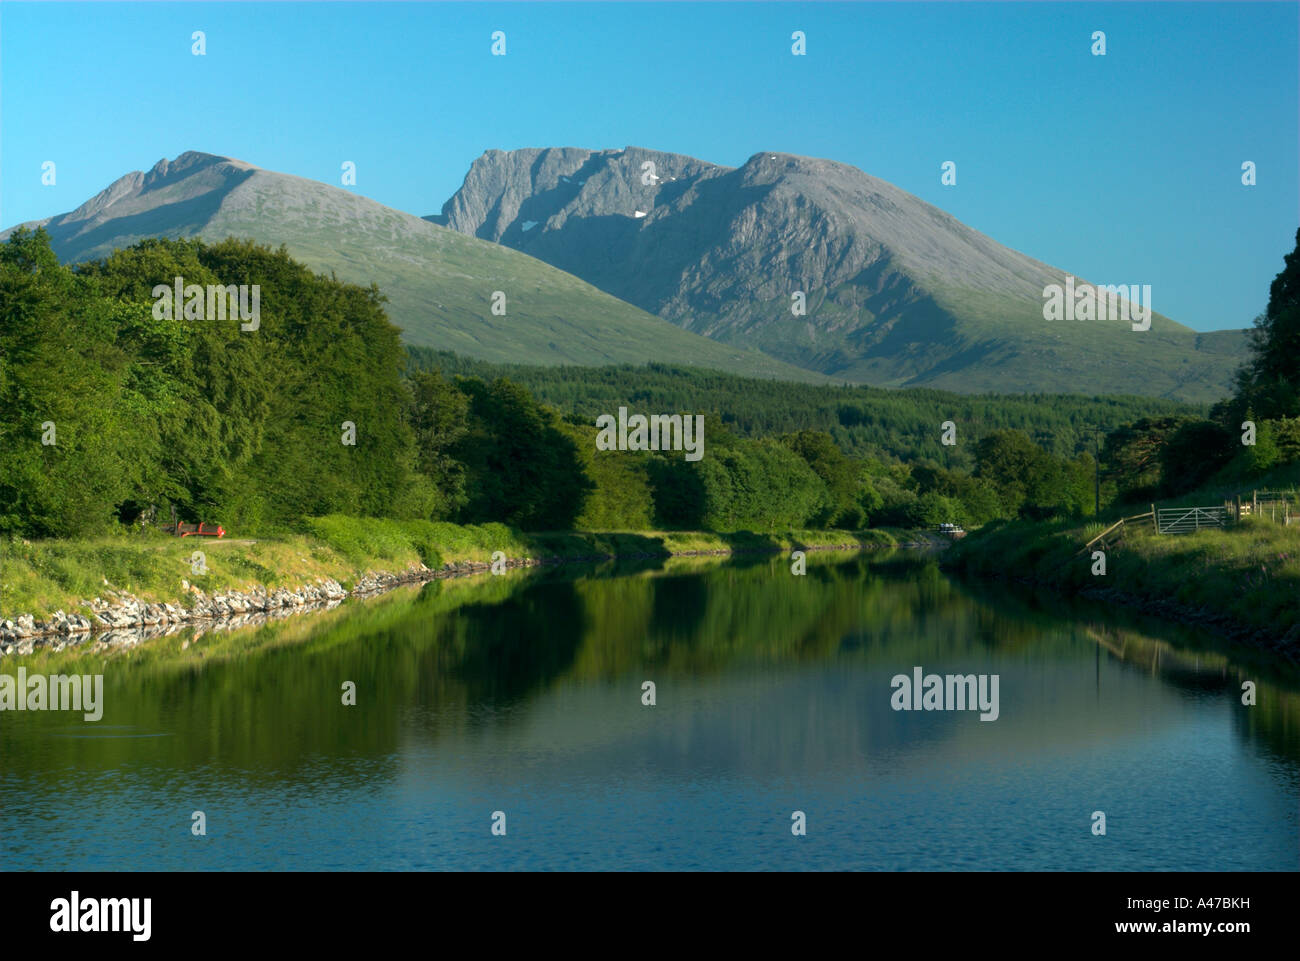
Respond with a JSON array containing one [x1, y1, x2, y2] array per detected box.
[[4, 147, 1249, 400], [429, 145, 1248, 400]]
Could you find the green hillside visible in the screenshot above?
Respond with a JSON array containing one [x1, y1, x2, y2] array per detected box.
[[3, 152, 825, 382]]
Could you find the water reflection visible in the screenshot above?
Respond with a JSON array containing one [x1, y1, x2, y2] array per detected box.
[[1, 550, 1296, 870]]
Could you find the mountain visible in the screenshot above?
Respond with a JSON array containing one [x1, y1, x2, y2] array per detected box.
[[1, 152, 824, 382], [429, 146, 1248, 401]]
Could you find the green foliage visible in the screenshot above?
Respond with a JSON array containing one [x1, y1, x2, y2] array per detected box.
[[0, 229, 159, 536], [913, 465, 1004, 527], [1159, 420, 1235, 495], [864, 460, 920, 527], [398, 352, 1178, 530], [407, 370, 470, 519], [782, 429, 867, 527], [11, 227, 1250, 541], [451, 377, 593, 530], [555, 420, 655, 530], [1101, 417, 1187, 502], [1243, 417, 1282, 473], [910, 492, 965, 527], [1, 231, 416, 536], [975, 429, 1083, 520], [1064, 453, 1098, 517], [694, 438, 831, 531], [1273, 417, 1300, 463], [409, 349, 1198, 466], [1230, 228, 1300, 420]]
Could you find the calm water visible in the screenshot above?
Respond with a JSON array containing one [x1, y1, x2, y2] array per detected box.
[[1, 551, 1297, 871]]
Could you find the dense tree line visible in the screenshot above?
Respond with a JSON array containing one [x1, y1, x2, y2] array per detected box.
[[5, 227, 1296, 539], [408, 349, 1197, 468], [2, 230, 414, 537]]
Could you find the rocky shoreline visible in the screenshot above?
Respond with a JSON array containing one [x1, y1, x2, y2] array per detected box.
[[0, 540, 908, 658], [0, 556, 554, 657]]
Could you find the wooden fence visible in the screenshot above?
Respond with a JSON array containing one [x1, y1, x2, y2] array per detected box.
[[1239, 490, 1297, 526], [1078, 508, 1155, 556], [1079, 488, 1300, 557], [1079, 502, 1234, 557]]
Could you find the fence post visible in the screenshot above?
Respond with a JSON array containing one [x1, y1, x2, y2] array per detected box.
[[1151, 504, 1157, 533], [1235, 495, 1242, 523]]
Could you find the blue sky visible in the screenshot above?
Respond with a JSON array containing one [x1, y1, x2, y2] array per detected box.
[[2, 1, 1296, 331]]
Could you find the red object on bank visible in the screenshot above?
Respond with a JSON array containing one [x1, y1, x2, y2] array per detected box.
[[174, 522, 225, 538]]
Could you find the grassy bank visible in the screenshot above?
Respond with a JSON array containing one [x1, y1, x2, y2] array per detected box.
[[0, 517, 900, 620], [945, 515, 1300, 650]]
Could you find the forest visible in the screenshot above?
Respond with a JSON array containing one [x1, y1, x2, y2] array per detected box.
[[2, 227, 1297, 540]]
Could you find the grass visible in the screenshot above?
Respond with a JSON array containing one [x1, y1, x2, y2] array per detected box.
[[946, 454, 1300, 648], [946, 515, 1300, 644], [0, 519, 899, 621]]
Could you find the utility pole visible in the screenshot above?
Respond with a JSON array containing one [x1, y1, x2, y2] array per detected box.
[[1083, 426, 1108, 517]]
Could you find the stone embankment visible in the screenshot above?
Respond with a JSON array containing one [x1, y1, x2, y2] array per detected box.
[[0, 559, 529, 657], [1, 540, 914, 657]]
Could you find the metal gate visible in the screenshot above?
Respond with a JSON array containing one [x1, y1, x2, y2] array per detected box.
[[1156, 506, 1229, 534]]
